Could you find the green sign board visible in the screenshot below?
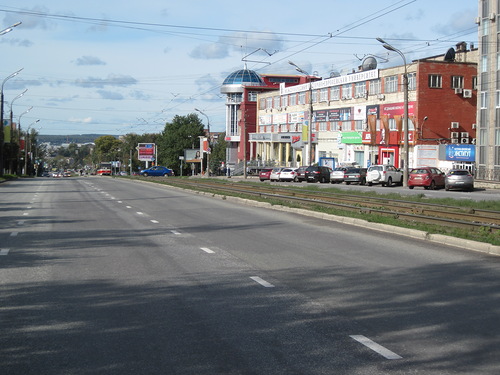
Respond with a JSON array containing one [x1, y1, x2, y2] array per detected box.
[[341, 132, 363, 144]]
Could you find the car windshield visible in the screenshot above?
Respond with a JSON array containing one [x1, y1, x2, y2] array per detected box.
[[410, 169, 430, 174], [347, 168, 360, 173], [449, 170, 470, 176], [370, 166, 383, 171]]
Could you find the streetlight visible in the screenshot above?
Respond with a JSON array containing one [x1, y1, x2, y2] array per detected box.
[[376, 37, 409, 187], [0, 21, 22, 36], [194, 108, 211, 177], [24, 119, 39, 175], [18, 107, 33, 175], [0, 68, 24, 176], [289, 61, 314, 166]]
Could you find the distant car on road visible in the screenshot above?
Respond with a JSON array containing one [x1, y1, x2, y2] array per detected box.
[[343, 168, 367, 185], [140, 166, 174, 177], [279, 168, 298, 182], [305, 165, 332, 183], [259, 168, 273, 181], [330, 167, 348, 184], [295, 166, 308, 182], [367, 165, 403, 187], [408, 167, 445, 190], [269, 167, 284, 182], [445, 169, 474, 191]]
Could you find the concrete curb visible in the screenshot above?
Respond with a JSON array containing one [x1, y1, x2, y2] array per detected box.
[[191, 188, 500, 257]]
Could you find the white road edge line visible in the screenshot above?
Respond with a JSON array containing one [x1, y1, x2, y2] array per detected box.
[[0, 249, 10, 256], [171, 230, 181, 235], [201, 247, 215, 254], [349, 335, 402, 360], [150, 220, 159, 224], [250, 276, 275, 288], [10, 232, 18, 237]]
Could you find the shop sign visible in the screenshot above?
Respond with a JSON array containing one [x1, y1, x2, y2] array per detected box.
[[445, 144, 475, 162], [341, 132, 363, 144]]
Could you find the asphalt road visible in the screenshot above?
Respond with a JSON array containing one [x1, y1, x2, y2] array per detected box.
[[1, 176, 500, 375]]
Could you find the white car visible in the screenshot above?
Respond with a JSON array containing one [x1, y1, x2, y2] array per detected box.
[[366, 165, 403, 187], [279, 168, 298, 182], [269, 167, 284, 182]]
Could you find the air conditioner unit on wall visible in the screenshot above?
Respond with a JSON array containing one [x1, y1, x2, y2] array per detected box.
[[463, 89, 473, 98], [451, 138, 460, 144], [490, 12, 496, 21], [377, 94, 385, 100], [451, 122, 459, 129], [471, 138, 477, 144], [454, 88, 463, 94], [461, 138, 469, 144], [472, 123, 477, 129], [461, 132, 469, 138]]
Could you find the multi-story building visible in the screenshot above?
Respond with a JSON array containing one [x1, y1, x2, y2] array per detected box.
[[220, 66, 318, 172], [252, 45, 477, 172], [477, 0, 500, 180]]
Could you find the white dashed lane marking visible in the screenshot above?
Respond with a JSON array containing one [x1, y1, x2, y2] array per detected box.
[[201, 247, 215, 254], [350, 335, 402, 360], [0, 249, 10, 256], [250, 276, 275, 288]]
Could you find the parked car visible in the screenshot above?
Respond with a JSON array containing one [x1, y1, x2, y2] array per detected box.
[[344, 168, 368, 185], [259, 168, 273, 182], [140, 166, 174, 177], [269, 167, 284, 182], [295, 166, 308, 182], [279, 168, 298, 182], [408, 167, 445, 190], [366, 165, 403, 186], [305, 165, 332, 183], [330, 167, 348, 184], [445, 169, 474, 191]]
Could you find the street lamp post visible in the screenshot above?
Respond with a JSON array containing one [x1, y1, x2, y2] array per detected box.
[[289, 61, 314, 166], [0, 68, 24, 176], [18, 107, 33, 175], [194, 108, 211, 177], [0, 21, 22, 36], [377, 38, 409, 187], [24, 119, 39, 176]]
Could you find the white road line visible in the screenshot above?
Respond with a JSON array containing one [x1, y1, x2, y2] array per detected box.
[[201, 247, 215, 254], [0, 249, 10, 256], [250, 276, 275, 288], [136, 212, 144, 215], [349, 335, 402, 360], [117, 201, 123, 203], [150, 220, 159, 224], [10, 232, 18, 237], [18, 220, 25, 225], [126, 206, 132, 209], [23, 212, 29, 216], [171, 230, 181, 235]]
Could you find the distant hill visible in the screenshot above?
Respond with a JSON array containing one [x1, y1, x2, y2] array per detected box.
[[38, 134, 117, 145]]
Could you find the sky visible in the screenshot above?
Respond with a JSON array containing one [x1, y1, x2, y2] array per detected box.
[[1, 0, 477, 136]]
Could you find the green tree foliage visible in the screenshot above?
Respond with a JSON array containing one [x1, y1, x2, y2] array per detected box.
[[156, 114, 205, 175], [94, 135, 122, 163], [209, 132, 227, 174]]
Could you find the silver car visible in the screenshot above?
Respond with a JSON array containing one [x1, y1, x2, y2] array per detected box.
[[445, 169, 474, 191]]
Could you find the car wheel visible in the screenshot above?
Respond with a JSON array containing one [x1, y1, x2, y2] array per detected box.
[[163, 173, 168, 177], [445, 185, 450, 191], [360, 178, 366, 185], [143, 173, 148, 177], [367, 181, 373, 186], [386, 177, 392, 187], [409, 186, 414, 189], [345, 181, 351, 185], [293, 176, 298, 182], [429, 180, 436, 190]]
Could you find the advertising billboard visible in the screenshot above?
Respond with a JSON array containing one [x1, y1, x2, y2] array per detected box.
[[137, 143, 155, 161], [444, 144, 475, 162]]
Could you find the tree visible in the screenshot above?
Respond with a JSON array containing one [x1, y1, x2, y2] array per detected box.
[[94, 135, 122, 164], [156, 114, 205, 175], [209, 133, 227, 174]]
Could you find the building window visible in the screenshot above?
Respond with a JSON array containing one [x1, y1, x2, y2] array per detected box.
[[407, 73, 416, 91], [428, 75, 442, 89], [451, 76, 464, 89], [289, 94, 297, 106], [248, 91, 258, 102], [481, 91, 488, 108], [355, 120, 364, 131], [473, 76, 478, 90], [330, 86, 340, 100], [266, 97, 273, 108], [320, 88, 329, 102], [273, 95, 280, 108], [298, 91, 306, 105], [355, 82, 366, 98], [342, 84, 352, 99], [389, 118, 397, 130], [385, 75, 398, 93], [259, 98, 266, 109], [331, 121, 340, 131], [282, 95, 288, 107], [369, 79, 381, 95], [319, 122, 327, 131], [342, 121, 352, 131], [312, 89, 319, 103]]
